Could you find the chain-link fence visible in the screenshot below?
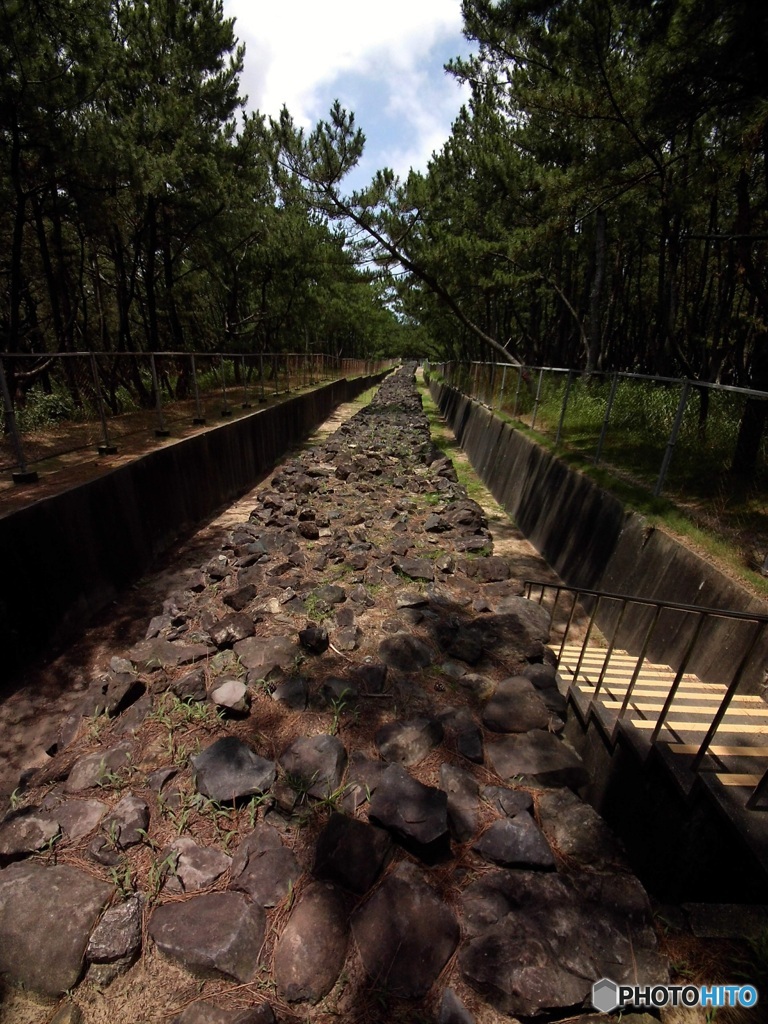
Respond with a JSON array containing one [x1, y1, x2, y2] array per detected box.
[[428, 361, 768, 504], [0, 351, 390, 480]]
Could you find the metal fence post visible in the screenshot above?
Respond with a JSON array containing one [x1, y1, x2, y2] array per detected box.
[[241, 355, 251, 409], [555, 370, 574, 448], [0, 357, 38, 483], [513, 366, 524, 418], [530, 368, 545, 430], [497, 365, 507, 412], [90, 352, 117, 454], [149, 353, 170, 437], [219, 355, 232, 416], [595, 372, 619, 465], [190, 354, 206, 424], [258, 353, 266, 403], [654, 380, 691, 497]]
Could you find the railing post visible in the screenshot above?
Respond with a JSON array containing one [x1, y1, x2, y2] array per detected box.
[[692, 619, 768, 773], [497, 365, 507, 412], [90, 352, 117, 454], [530, 368, 545, 430], [650, 611, 709, 743], [555, 369, 574, 448], [0, 356, 38, 483], [513, 366, 524, 419], [190, 354, 206, 424], [241, 354, 252, 408], [258, 353, 266, 403], [595, 372, 619, 465], [654, 380, 691, 497], [149, 353, 170, 437], [220, 355, 232, 416]]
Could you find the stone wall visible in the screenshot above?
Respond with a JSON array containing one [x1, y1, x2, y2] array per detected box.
[[430, 379, 768, 690], [0, 374, 388, 681]]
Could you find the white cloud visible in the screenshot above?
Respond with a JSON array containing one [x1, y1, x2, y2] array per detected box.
[[227, 0, 463, 120], [224, 0, 470, 182]]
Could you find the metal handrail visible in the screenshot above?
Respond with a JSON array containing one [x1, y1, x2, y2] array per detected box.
[[523, 580, 768, 801]]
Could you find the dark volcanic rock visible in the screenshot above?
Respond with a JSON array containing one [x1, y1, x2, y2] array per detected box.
[[298, 625, 329, 654], [0, 808, 60, 856], [481, 785, 533, 818], [374, 716, 443, 765], [230, 823, 300, 907], [129, 637, 214, 671], [393, 556, 435, 581], [164, 838, 232, 893], [0, 861, 113, 996], [271, 676, 309, 710], [486, 730, 588, 789], [440, 764, 480, 842], [150, 892, 265, 982], [86, 894, 142, 984], [208, 612, 256, 646], [459, 868, 667, 1017], [169, 667, 207, 702], [378, 633, 433, 671], [368, 764, 449, 847], [351, 863, 460, 999], [536, 788, 631, 872], [232, 636, 300, 677], [439, 988, 476, 1024], [274, 881, 348, 1003], [473, 816, 556, 869], [192, 737, 276, 803], [312, 812, 392, 894], [222, 584, 258, 611], [65, 740, 134, 793], [172, 1003, 275, 1024], [279, 734, 347, 799], [102, 794, 149, 849], [482, 675, 561, 733]]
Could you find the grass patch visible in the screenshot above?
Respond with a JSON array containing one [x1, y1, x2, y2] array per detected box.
[[421, 376, 768, 601]]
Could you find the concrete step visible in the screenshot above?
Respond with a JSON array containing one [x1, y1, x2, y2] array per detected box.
[[558, 642, 768, 790]]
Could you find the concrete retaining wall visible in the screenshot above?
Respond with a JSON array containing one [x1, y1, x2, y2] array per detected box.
[[430, 379, 768, 689], [0, 374, 387, 680]]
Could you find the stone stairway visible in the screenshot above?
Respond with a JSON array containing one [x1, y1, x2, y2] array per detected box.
[[558, 643, 768, 803]]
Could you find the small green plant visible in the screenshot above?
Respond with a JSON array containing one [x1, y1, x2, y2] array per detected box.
[[303, 592, 325, 622], [85, 710, 111, 742], [146, 851, 179, 904], [8, 788, 22, 812], [108, 862, 136, 898], [329, 693, 353, 736], [246, 794, 268, 828]]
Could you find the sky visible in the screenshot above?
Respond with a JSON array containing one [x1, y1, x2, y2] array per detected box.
[[223, 0, 474, 193]]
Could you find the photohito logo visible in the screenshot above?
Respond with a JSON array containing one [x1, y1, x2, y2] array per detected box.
[[592, 978, 758, 1013]]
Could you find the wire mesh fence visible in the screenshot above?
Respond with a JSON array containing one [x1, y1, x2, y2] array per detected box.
[[428, 361, 768, 505], [0, 351, 389, 479]]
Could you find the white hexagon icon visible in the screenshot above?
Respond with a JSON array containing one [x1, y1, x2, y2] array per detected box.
[[592, 978, 620, 1013]]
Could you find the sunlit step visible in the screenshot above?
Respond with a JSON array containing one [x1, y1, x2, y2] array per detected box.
[[565, 671, 724, 692], [580, 686, 760, 704], [670, 744, 768, 758], [601, 691, 763, 704], [605, 701, 768, 717], [716, 774, 762, 787], [632, 720, 768, 735]]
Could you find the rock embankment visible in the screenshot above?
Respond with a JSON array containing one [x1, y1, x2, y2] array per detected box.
[[0, 365, 665, 1024]]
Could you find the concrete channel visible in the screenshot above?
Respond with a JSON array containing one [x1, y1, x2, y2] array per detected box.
[[0, 373, 389, 684], [430, 376, 768, 902]]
